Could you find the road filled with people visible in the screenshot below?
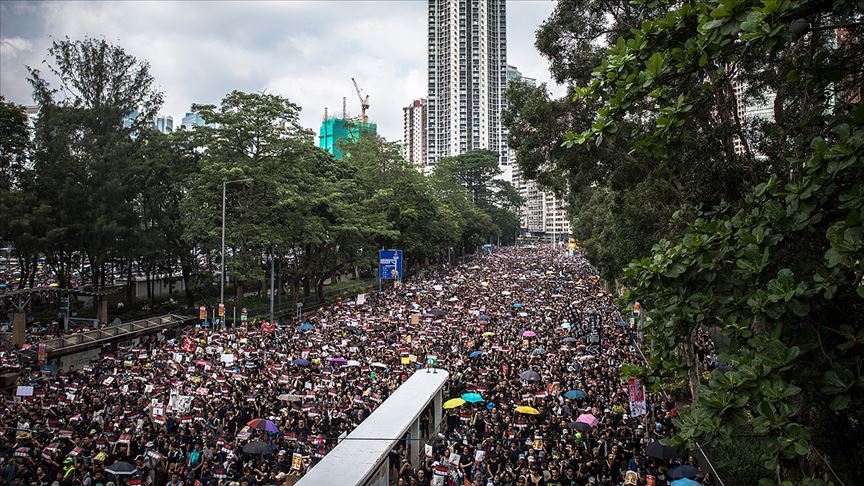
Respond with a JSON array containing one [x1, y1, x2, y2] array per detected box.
[[1, 246, 712, 486]]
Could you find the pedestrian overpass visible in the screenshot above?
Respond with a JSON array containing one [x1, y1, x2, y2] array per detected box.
[[296, 369, 449, 486]]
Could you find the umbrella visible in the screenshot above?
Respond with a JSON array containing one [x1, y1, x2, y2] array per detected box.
[[277, 394, 302, 402], [344, 360, 361, 367], [519, 370, 541, 381], [669, 465, 699, 479], [481, 331, 495, 337], [328, 357, 348, 364], [571, 421, 593, 432], [512, 303, 523, 308], [242, 440, 273, 456], [515, 406, 540, 415], [462, 393, 483, 403], [576, 413, 598, 427], [562, 337, 578, 343], [561, 322, 572, 330], [671, 479, 700, 486], [531, 347, 546, 355], [522, 330, 536, 338], [443, 398, 466, 409], [292, 359, 310, 366], [105, 461, 137, 476], [563, 390, 586, 399], [646, 440, 680, 460], [247, 418, 279, 433], [298, 323, 313, 331], [371, 362, 387, 369], [428, 309, 446, 317], [469, 351, 484, 358], [479, 314, 490, 320]]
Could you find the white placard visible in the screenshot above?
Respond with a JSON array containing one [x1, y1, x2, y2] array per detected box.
[[15, 386, 33, 397]]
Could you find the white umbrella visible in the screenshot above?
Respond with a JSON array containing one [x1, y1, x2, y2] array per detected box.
[[344, 360, 361, 367], [371, 362, 387, 369]]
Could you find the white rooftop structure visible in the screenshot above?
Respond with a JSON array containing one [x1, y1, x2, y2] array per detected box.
[[297, 369, 449, 486]]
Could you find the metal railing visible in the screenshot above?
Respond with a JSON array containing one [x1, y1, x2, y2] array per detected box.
[[20, 314, 194, 361]]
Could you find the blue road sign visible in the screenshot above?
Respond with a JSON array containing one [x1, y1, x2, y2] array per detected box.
[[379, 250, 403, 280]]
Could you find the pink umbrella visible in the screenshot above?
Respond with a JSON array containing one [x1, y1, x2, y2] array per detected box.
[[522, 330, 536, 338], [576, 413, 598, 427]]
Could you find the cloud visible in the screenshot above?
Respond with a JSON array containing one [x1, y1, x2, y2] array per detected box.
[[0, 0, 562, 140], [0, 37, 33, 58]]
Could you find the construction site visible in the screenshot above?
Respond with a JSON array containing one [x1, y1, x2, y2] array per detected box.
[[318, 78, 378, 159]]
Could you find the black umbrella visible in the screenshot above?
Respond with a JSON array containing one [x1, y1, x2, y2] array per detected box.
[[105, 461, 137, 476], [519, 370, 541, 381], [562, 337, 578, 343], [645, 440, 680, 460], [570, 421, 593, 432], [669, 464, 699, 479], [242, 440, 273, 456], [429, 308, 446, 317]]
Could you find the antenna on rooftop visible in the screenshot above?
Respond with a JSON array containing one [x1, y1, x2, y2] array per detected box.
[[342, 97, 347, 119], [324, 107, 328, 120]]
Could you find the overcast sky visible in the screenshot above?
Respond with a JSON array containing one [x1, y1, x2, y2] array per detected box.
[[0, 0, 562, 140]]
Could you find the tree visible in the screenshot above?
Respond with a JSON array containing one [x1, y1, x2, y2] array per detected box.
[[27, 37, 163, 291], [505, 0, 776, 283], [432, 150, 523, 247], [569, 0, 864, 482]]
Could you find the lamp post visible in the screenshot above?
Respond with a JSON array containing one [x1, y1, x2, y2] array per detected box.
[[221, 178, 253, 316]]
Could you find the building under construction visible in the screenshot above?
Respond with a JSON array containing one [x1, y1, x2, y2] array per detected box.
[[318, 79, 377, 159], [318, 116, 377, 160]]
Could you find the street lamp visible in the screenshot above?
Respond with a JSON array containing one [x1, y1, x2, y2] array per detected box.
[[221, 178, 253, 316]]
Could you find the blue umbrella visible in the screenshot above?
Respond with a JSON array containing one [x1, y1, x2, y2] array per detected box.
[[462, 393, 483, 403], [564, 390, 586, 399], [671, 479, 700, 486], [292, 358, 310, 366], [298, 323, 313, 331], [561, 322, 572, 330], [486, 402, 495, 410], [512, 303, 523, 308], [469, 351, 484, 358], [479, 314, 490, 320]]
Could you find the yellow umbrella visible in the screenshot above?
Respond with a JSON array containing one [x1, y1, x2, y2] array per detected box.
[[49, 283, 60, 287], [515, 406, 540, 415], [443, 398, 466, 410], [480, 282, 489, 287], [481, 332, 495, 337]]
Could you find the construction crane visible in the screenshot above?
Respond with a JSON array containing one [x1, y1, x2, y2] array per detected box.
[[351, 77, 370, 123]]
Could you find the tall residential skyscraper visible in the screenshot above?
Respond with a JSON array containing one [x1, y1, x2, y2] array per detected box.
[[427, 0, 507, 167], [402, 98, 427, 166]]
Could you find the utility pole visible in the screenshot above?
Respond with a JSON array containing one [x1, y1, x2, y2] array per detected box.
[[270, 248, 276, 326]]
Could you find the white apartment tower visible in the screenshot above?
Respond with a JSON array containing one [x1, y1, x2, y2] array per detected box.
[[427, 0, 508, 167], [402, 99, 427, 166]]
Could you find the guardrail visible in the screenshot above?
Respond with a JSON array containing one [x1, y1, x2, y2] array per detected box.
[[18, 314, 194, 361]]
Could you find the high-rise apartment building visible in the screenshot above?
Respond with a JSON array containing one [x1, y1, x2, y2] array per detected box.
[[427, 0, 507, 167], [181, 111, 206, 129], [402, 98, 427, 166], [154, 115, 173, 134]]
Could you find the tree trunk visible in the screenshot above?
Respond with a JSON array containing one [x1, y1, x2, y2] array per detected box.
[[126, 259, 134, 305], [303, 277, 311, 299], [235, 282, 245, 310], [316, 277, 325, 302], [679, 326, 702, 401], [181, 259, 195, 308]]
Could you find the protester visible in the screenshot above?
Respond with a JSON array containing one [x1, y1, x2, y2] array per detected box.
[[1, 247, 710, 485]]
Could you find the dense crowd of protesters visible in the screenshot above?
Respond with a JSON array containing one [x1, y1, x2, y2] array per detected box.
[[1, 247, 714, 486]]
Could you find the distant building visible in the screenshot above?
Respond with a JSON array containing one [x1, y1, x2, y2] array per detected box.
[[318, 117, 377, 160], [402, 99, 427, 167], [153, 115, 173, 134], [427, 0, 508, 168], [181, 111, 207, 129]]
